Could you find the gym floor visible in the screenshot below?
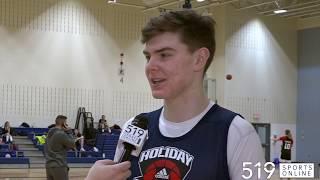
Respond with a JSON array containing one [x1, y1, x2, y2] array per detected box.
[[0, 168, 90, 180]]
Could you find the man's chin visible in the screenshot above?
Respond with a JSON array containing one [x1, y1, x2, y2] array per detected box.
[[151, 92, 164, 99]]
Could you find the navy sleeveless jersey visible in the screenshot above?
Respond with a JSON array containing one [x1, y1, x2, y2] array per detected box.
[[130, 104, 237, 180], [280, 136, 293, 160]]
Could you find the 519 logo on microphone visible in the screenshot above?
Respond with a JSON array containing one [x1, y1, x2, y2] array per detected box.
[[121, 124, 147, 146]]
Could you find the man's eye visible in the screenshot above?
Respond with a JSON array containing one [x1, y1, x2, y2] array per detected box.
[[161, 53, 171, 58]]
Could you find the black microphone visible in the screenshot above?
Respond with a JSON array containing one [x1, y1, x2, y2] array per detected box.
[[118, 114, 148, 162]]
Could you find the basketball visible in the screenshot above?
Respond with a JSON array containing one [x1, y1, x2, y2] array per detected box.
[[226, 74, 232, 80]]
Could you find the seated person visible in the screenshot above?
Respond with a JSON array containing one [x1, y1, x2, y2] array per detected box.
[[98, 115, 111, 133], [2, 121, 13, 144], [110, 124, 121, 130], [110, 124, 122, 134]]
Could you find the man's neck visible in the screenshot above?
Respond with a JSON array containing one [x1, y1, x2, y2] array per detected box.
[[55, 125, 63, 129], [163, 90, 209, 123]]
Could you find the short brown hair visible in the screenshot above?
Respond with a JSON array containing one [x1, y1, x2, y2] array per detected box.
[[141, 10, 216, 74], [55, 115, 67, 125]]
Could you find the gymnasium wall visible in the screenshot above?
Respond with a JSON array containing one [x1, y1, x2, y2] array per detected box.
[[297, 27, 320, 162], [0, 0, 163, 127], [205, 6, 227, 105], [0, 0, 229, 127], [0, 0, 300, 131], [223, 5, 298, 125]]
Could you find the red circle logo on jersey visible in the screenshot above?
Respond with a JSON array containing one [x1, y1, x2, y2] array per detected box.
[[143, 159, 182, 180]]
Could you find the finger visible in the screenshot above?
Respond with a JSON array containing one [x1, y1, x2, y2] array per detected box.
[[114, 170, 132, 180], [95, 159, 115, 165], [112, 161, 131, 172], [124, 170, 132, 179]]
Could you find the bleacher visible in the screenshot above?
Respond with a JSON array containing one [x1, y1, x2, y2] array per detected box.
[[0, 127, 120, 168], [14, 127, 49, 136], [0, 157, 30, 168], [0, 138, 28, 168], [0, 151, 24, 157], [95, 133, 119, 159]]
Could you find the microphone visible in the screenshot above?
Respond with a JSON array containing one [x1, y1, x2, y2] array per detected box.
[[118, 114, 148, 163]]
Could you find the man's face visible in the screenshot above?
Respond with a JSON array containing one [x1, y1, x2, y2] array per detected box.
[[144, 32, 198, 100]]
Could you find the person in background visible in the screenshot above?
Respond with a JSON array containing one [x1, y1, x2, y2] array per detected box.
[[44, 115, 82, 180], [98, 115, 111, 133], [73, 129, 85, 152], [110, 124, 122, 134], [273, 129, 293, 162], [110, 124, 121, 130], [2, 121, 13, 144]]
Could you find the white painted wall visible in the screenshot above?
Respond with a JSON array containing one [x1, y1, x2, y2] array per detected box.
[[223, 6, 298, 124], [0, 0, 162, 127], [206, 6, 227, 105], [0, 0, 300, 137]]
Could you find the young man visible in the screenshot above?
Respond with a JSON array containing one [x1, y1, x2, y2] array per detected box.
[[45, 115, 82, 180], [273, 129, 293, 162], [86, 10, 266, 180]]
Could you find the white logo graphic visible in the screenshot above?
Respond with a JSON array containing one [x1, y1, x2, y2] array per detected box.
[[155, 168, 169, 179], [280, 163, 314, 178]]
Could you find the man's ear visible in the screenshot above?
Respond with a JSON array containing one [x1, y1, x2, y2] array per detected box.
[[193, 47, 210, 72]]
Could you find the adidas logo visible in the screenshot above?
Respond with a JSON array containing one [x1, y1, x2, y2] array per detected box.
[[155, 168, 169, 179]]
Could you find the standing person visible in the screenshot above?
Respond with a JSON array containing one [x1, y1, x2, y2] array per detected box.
[[44, 115, 82, 180], [273, 129, 293, 162], [87, 10, 266, 180]]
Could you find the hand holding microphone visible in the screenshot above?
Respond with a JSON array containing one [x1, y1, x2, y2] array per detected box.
[[86, 114, 148, 180]]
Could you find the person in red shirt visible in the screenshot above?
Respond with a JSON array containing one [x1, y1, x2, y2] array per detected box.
[[274, 129, 293, 162]]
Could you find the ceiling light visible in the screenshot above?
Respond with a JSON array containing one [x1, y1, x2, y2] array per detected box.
[[197, 0, 206, 2], [108, 0, 116, 3], [273, 9, 287, 14], [273, 0, 287, 14]]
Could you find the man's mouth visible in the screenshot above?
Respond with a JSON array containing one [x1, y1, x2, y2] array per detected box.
[[151, 78, 166, 85]]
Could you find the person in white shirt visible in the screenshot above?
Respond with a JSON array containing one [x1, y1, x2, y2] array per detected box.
[[87, 10, 266, 180]]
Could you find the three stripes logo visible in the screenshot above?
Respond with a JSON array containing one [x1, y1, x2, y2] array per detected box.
[[155, 168, 169, 179]]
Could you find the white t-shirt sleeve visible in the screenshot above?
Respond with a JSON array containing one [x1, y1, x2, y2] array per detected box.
[[227, 116, 267, 180]]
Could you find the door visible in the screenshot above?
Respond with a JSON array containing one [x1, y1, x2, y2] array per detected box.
[[252, 123, 271, 161]]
